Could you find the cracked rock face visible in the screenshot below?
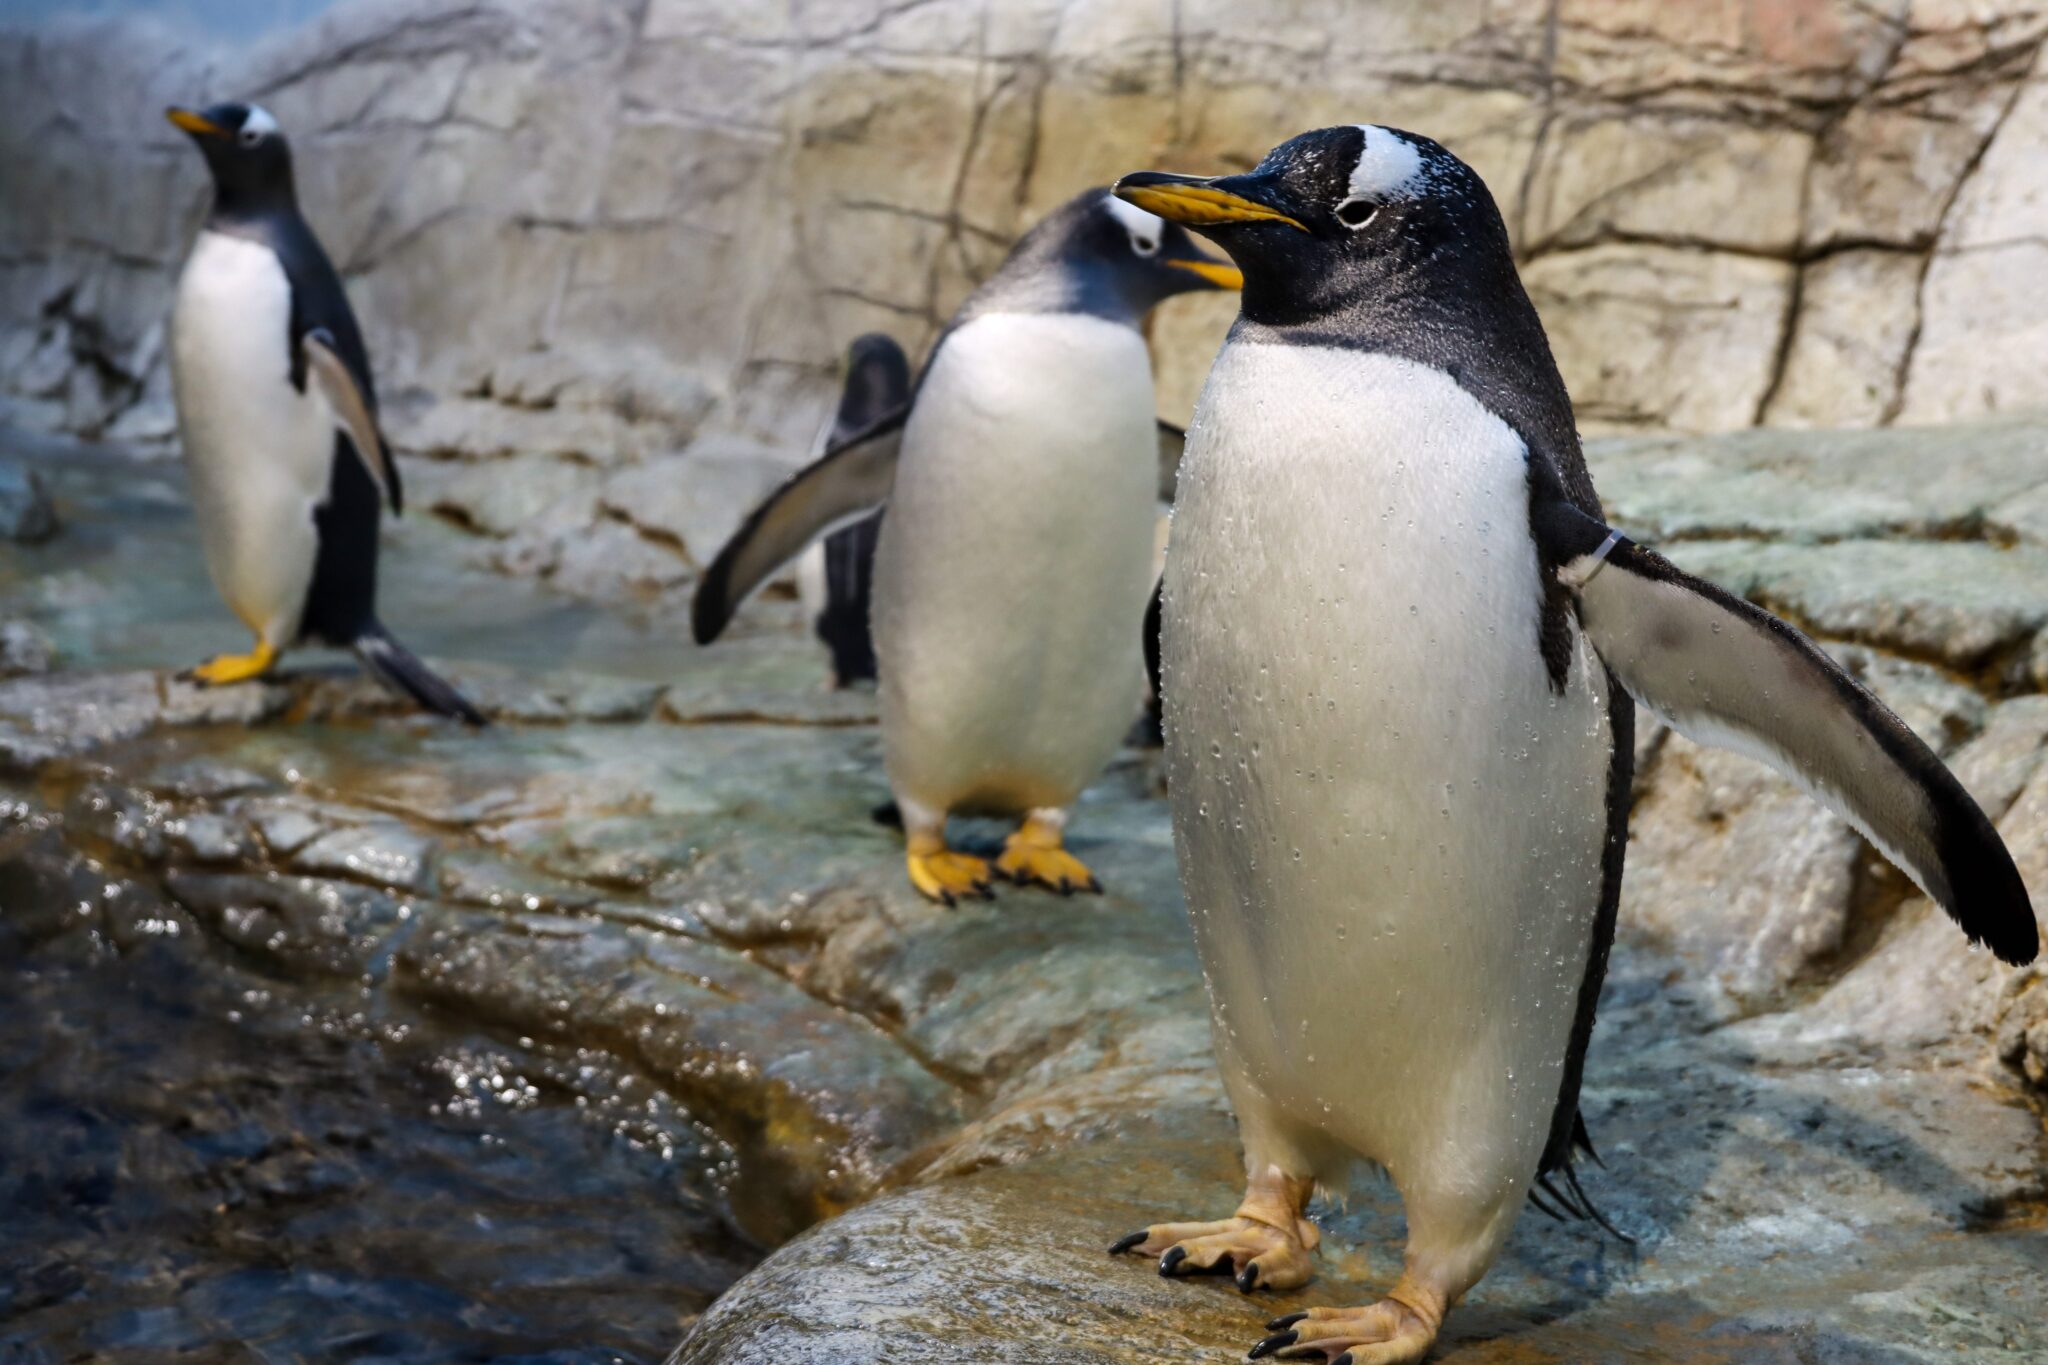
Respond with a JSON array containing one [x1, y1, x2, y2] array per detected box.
[[8, 0, 2048, 611], [3, 415, 2045, 1361]]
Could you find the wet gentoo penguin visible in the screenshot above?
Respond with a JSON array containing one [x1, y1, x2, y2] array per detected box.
[[692, 188, 1237, 903], [166, 103, 482, 724], [1107, 126, 2038, 1362], [792, 334, 911, 688]]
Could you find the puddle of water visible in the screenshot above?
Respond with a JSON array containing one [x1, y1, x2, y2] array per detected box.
[[0, 913, 756, 1362]]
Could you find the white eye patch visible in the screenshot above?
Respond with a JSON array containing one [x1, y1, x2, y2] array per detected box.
[[239, 105, 280, 142], [1347, 124, 1423, 201], [1104, 193, 1163, 257]]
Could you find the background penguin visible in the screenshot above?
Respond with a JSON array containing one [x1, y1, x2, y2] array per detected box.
[[792, 334, 911, 688], [692, 188, 1237, 903], [1106, 126, 2038, 1363], [166, 102, 482, 724]]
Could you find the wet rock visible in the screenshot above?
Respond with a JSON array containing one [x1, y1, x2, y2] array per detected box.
[[674, 1055, 2048, 1364], [2, 415, 2045, 1361], [0, 671, 289, 772], [0, 461, 57, 543], [395, 906, 964, 1244], [1663, 538, 2048, 677], [0, 620, 53, 676], [661, 637, 877, 726], [1591, 416, 2048, 548], [165, 872, 412, 980], [289, 821, 437, 895]]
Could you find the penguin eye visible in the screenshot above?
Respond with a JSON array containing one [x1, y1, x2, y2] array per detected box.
[[1335, 198, 1379, 231], [238, 126, 263, 147], [1129, 230, 1160, 258]]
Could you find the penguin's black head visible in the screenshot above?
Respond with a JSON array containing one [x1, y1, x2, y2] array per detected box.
[[1113, 126, 1512, 328], [167, 103, 297, 217], [977, 188, 1241, 322]]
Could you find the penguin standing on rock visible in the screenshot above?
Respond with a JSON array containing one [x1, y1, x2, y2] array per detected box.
[[165, 103, 482, 724], [1107, 126, 2038, 1363], [692, 189, 1237, 903], [792, 333, 911, 689]]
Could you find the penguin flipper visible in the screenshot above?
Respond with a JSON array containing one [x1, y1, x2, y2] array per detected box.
[[1156, 418, 1186, 502], [304, 328, 400, 515], [691, 409, 906, 646], [353, 623, 486, 726], [1535, 484, 2037, 966]]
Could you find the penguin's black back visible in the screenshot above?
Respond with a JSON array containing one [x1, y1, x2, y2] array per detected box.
[[219, 207, 393, 646]]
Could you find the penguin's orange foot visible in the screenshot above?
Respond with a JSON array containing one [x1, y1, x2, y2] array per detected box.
[[1247, 1292, 1443, 1364], [1108, 1213, 1317, 1293], [907, 848, 994, 906], [995, 812, 1102, 895], [184, 640, 278, 687]]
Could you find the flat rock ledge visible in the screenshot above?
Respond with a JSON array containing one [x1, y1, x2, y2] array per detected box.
[[3, 419, 2047, 1362]]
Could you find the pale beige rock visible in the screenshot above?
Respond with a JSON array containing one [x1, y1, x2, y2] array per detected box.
[[1897, 240, 2048, 422], [599, 435, 803, 570], [10, 0, 2048, 585], [1523, 114, 1810, 256], [1762, 249, 1923, 427], [1524, 244, 1793, 432]]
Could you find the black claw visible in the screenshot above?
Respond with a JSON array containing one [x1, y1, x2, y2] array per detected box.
[[1108, 1231, 1147, 1255], [1333, 1355, 1354, 1365], [938, 889, 956, 908], [1159, 1245, 1187, 1276], [1266, 1313, 1309, 1332], [1247, 1329, 1296, 1359], [1057, 877, 1075, 896], [1085, 875, 1104, 894], [1235, 1262, 1260, 1293]]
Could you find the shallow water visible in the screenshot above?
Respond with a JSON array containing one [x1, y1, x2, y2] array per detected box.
[[0, 909, 756, 1362], [0, 426, 770, 1357]]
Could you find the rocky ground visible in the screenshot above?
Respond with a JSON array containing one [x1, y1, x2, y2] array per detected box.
[[2, 418, 2046, 1362]]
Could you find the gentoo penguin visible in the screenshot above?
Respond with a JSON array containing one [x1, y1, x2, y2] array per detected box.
[[792, 334, 912, 688], [1107, 126, 2038, 1362], [165, 103, 482, 724], [692, 188, 1237, 902]]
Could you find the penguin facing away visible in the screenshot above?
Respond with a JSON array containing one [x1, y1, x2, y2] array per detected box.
[[165, 103, 483, 724], [1106, 127, 2038, 1363], [792, 334, 912, 688], [692, 188, 1238, 903]]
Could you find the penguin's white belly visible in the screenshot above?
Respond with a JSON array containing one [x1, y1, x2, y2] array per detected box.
[[875, 312, 1156, 815], [1165, 344, 1612, 1194], [171, 229, 334, 647]]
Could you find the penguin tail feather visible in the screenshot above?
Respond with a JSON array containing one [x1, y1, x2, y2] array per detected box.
[[353, 624, 487, 726], [1531, 1160, 1633, 1244]]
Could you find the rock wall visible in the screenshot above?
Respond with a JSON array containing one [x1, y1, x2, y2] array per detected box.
[[5, 0, 2048, 588]]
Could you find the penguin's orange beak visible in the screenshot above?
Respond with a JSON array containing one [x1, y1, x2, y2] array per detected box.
[[1165, 258, 1244, 290], [1115, 171, 1309, 233], [166, 107, 227, 138]]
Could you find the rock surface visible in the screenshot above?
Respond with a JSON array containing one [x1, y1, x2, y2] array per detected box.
[[8, 0, 2048, 610], [2, 420, 2045, 1361]]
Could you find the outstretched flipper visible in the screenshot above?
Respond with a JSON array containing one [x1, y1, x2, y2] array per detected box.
[[691, 409, 907, 646], [1531, 458, 2038, 966], [354, 622, 486, 726], [303, 327, 400, 515]]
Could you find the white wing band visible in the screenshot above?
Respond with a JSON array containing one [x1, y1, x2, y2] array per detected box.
[[1572, 530, 1624, 588]]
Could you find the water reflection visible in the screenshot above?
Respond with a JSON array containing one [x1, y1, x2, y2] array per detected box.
[[0, 915, 754, 1361]]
